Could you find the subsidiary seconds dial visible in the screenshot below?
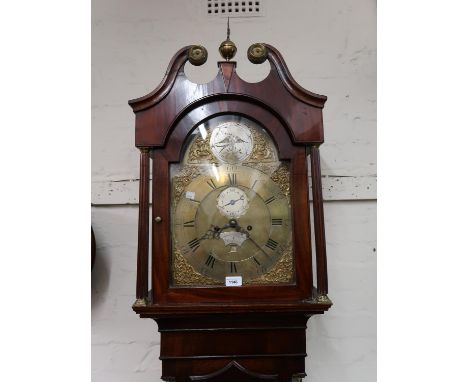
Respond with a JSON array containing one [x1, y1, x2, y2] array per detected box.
[[217, 187, 249, 218]]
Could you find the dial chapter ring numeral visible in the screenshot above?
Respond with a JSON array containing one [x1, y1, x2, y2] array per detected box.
[[228, 173, 237, 186], [205, 254, 216, 268], [265, 238, 279, 251], [187, 238, 201, 252], [264, 195, 276, 205]]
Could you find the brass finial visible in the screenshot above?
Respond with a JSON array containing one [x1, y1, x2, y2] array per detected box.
[[218, 17, 237, 61]]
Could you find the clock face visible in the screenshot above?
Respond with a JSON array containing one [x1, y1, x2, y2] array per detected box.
[[170, 116, 293, 285], [217, 187, 249, 218]]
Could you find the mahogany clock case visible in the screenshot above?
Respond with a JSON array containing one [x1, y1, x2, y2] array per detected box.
[[128, 43, 332, 381], [129, 44, 331, 311]]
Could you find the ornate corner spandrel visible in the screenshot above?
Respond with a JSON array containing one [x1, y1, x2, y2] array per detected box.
[[187, 131, 216, 164], [172, 166, 202, 203], [245, 127, 276, 163], [271, 164, 290, 197], [172, 249, 223, 286], [246, 247, 294, 285]]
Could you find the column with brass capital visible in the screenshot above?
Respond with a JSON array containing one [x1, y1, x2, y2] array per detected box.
[[309, 146, 330, 302], [135, 147, 150, 306]]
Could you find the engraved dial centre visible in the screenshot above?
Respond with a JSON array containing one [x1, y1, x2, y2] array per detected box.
[[210, 122, 253, 164]]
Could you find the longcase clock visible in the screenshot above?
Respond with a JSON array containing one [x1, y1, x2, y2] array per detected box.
[[129, 35, 332, 382]]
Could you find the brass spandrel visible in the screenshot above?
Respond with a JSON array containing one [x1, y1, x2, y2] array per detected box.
[[187, 131, 216, 164], [173, 249, 222, 286], [172, 166, 201, 203], [271, 164, 290, 197], [246, 247, 294, 285], [245, 127, 275, 163]]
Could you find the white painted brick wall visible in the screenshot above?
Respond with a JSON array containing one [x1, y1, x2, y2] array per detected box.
[[92, 1, 376, 381]]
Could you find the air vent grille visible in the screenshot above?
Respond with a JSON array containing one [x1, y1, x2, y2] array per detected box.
[[207, 0, 264, 17]]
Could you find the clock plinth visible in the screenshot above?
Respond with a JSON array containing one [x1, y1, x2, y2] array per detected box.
[[158, 313, 308, 382], [129, 43, 330, 381], [134, 301, 331, 381]]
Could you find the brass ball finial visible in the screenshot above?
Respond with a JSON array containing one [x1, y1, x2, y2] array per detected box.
[[219, 39, 237, 61], [219, 17, 237, 61]]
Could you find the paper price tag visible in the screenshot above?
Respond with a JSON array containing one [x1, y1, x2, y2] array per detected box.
[[225, 276, 242, 287], [185, 191, 195, 200]]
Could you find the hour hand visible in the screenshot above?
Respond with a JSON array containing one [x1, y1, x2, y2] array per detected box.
[[200, 224, 221, 240]]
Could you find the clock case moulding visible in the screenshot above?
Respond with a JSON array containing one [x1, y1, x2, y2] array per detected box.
[[128, 43, 332, 382]]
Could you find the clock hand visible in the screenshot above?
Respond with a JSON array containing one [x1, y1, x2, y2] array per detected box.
[[218, 144, 230, 152], [247, 236, 270, 257], [199, 225, 221, 240], [223, 196, 245, 207], [199, 219, 251, 254], [200, 220, 243, 240]]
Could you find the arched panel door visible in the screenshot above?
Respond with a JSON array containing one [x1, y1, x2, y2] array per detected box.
[[151, 99, 313, 304]]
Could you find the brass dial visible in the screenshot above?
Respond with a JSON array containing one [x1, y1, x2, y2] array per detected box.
[[172, 164, 291, 282]]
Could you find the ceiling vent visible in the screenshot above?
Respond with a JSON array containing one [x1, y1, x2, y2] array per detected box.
[[207, 0, 264, 18]]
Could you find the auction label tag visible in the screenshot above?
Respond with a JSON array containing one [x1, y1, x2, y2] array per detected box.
[[185, 191, 195, 200], [225, 276, 242, 287]]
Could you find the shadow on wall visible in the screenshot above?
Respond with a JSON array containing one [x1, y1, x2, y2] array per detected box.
[[91, 230, 110, 311]]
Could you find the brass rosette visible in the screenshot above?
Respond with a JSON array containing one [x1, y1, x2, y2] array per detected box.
[[247, 43, 268, 64], [188, 45, 208, 66]]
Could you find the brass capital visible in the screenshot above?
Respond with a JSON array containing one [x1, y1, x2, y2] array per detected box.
[[133, 298, 147, 307], [316, 294, 332, 304]]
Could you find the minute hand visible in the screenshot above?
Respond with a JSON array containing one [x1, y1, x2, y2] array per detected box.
[[247, 236, 270, 257]]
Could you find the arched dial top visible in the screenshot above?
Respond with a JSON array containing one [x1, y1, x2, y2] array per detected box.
[[170, 115, 293, 285]]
